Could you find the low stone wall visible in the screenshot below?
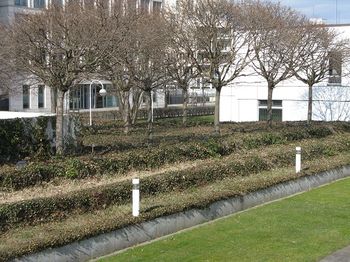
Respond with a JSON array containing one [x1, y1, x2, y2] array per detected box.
[[14, 165, 350, 262]]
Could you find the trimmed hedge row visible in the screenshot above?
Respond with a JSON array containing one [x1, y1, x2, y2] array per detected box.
[[242, 126, 334, 149], [0, 135, 349, 231], [2, 159, 350, 262], [0, 126, 338, 191]]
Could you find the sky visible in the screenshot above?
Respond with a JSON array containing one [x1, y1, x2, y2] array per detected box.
[[271, 0, 350, 24]]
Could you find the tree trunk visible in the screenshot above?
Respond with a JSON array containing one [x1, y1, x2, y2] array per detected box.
[[146, 90, 153, 142], [267, 84, 274, 128], [51, 87, 57, 113], [164, 89, 168, 108], [123, 91, 131, 134], [307, 84, 313, 125], [183, 88, 189, 126], [131, 109, 138, 125], [202, 88, 205, 107], [56, 89, 65, 155], [130, 88, 143, 125], [214, 88, 221, 134]]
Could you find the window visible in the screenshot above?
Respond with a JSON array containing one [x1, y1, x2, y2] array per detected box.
[[15, 0, 27, 6], [328, 51, 342, 85], [258, 100, 282, 121], [104, 95, 118, 108], [38, 85, 45, 108], [51, 0, 63, 6], [0, 94, 9, 111], [168, 90, 183, 105], [152, 92, 157, 103], [258, 100, 282, 107], [153, 1, 162, 13], [23, 85, 30, 109], [34, 0, 45, 8], [140, 0, 150, 12], [219, 39, 231, 52]]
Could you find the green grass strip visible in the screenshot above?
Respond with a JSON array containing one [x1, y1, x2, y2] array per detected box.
[[102, 176, 350, 262]]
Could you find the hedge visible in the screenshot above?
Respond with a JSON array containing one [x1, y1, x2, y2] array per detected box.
[[0, 126, 340, 191], [0, 117, 55, 163], [2, 155, 350, 262], [0, 134, 349, 232]]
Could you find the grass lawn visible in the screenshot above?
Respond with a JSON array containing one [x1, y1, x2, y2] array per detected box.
[[101, 177, 350, 262]]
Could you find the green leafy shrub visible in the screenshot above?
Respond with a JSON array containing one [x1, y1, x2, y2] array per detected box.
[[64, 159, 90, 179], [0, 117, 55, 163], [0, 163, 64, 190]]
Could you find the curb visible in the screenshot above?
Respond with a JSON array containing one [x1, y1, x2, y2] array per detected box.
[[14, 165, 350, 262]]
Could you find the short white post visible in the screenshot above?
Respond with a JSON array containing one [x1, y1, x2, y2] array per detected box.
[[295, 147, 302, 173], [132, 178, 140, 217], [151, 90, 154, 123]]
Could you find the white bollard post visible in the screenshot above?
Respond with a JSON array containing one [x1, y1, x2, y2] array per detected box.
[[132, 178, 140, 217], [295, 147, 302, 173]]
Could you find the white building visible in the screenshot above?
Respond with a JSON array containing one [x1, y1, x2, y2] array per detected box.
[[2, 0, 348, 122], [0, 0, 171, 113], [220, 24, 350, 122]]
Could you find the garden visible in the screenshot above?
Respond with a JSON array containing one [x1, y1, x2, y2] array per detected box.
[[0, 116, 350, 260], [103, 174, 350, 261]]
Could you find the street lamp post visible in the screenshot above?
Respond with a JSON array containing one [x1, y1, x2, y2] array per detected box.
[[89, 80, 107, 126]]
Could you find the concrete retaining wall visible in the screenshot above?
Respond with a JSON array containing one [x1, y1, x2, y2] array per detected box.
[[14, 165, 350, 262]]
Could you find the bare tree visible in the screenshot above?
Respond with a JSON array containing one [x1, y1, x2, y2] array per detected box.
[[128, 13, 169, 141], [98, 2, 143, 134], [6, 2, 112, 154], [164, 6, 201, 126], [312, 86, 350, 121], [293, 23, 341, 124], [246, 1, 307, 127], [177, 0, 253, 134]]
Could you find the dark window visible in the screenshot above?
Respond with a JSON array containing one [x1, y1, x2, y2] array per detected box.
[[153, 1, 162, 13], [258, 100, 282, 121], [259, 109, 282, 121], [258, 100, 282, 107], [104, 95, 118, 108], [0, 94, 9, 111], [34, 0, 45, 8], [328, 51, 342, 85], [152, 92, 157, 103], [51, 0, 63, 6], [140, 0, 150, 12], [15, 0, 27, 6], [96, 86, 104, 108], [23, 85, 30, 109], [70, 84, 119, 110], [168, 90, 183, 105], [38, 85, 45, 108]]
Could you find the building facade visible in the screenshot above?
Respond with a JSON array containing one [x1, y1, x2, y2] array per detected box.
[[220, 25, 350, 122], [2, 0, 347, 122], [0, 0, 174, 113]]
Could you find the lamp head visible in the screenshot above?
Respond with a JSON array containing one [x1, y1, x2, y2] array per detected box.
[[99, 88, 107, 97]]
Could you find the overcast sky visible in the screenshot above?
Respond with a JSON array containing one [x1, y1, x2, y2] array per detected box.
[[272, 0, 350, 24]]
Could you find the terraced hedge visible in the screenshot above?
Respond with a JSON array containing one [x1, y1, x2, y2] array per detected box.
[[0, 126, 340, 191], [0, 134, 349, 232]]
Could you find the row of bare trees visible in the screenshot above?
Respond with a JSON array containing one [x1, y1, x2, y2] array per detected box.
[[0, 0, 346, 154], [170, 0, 347, 130]]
